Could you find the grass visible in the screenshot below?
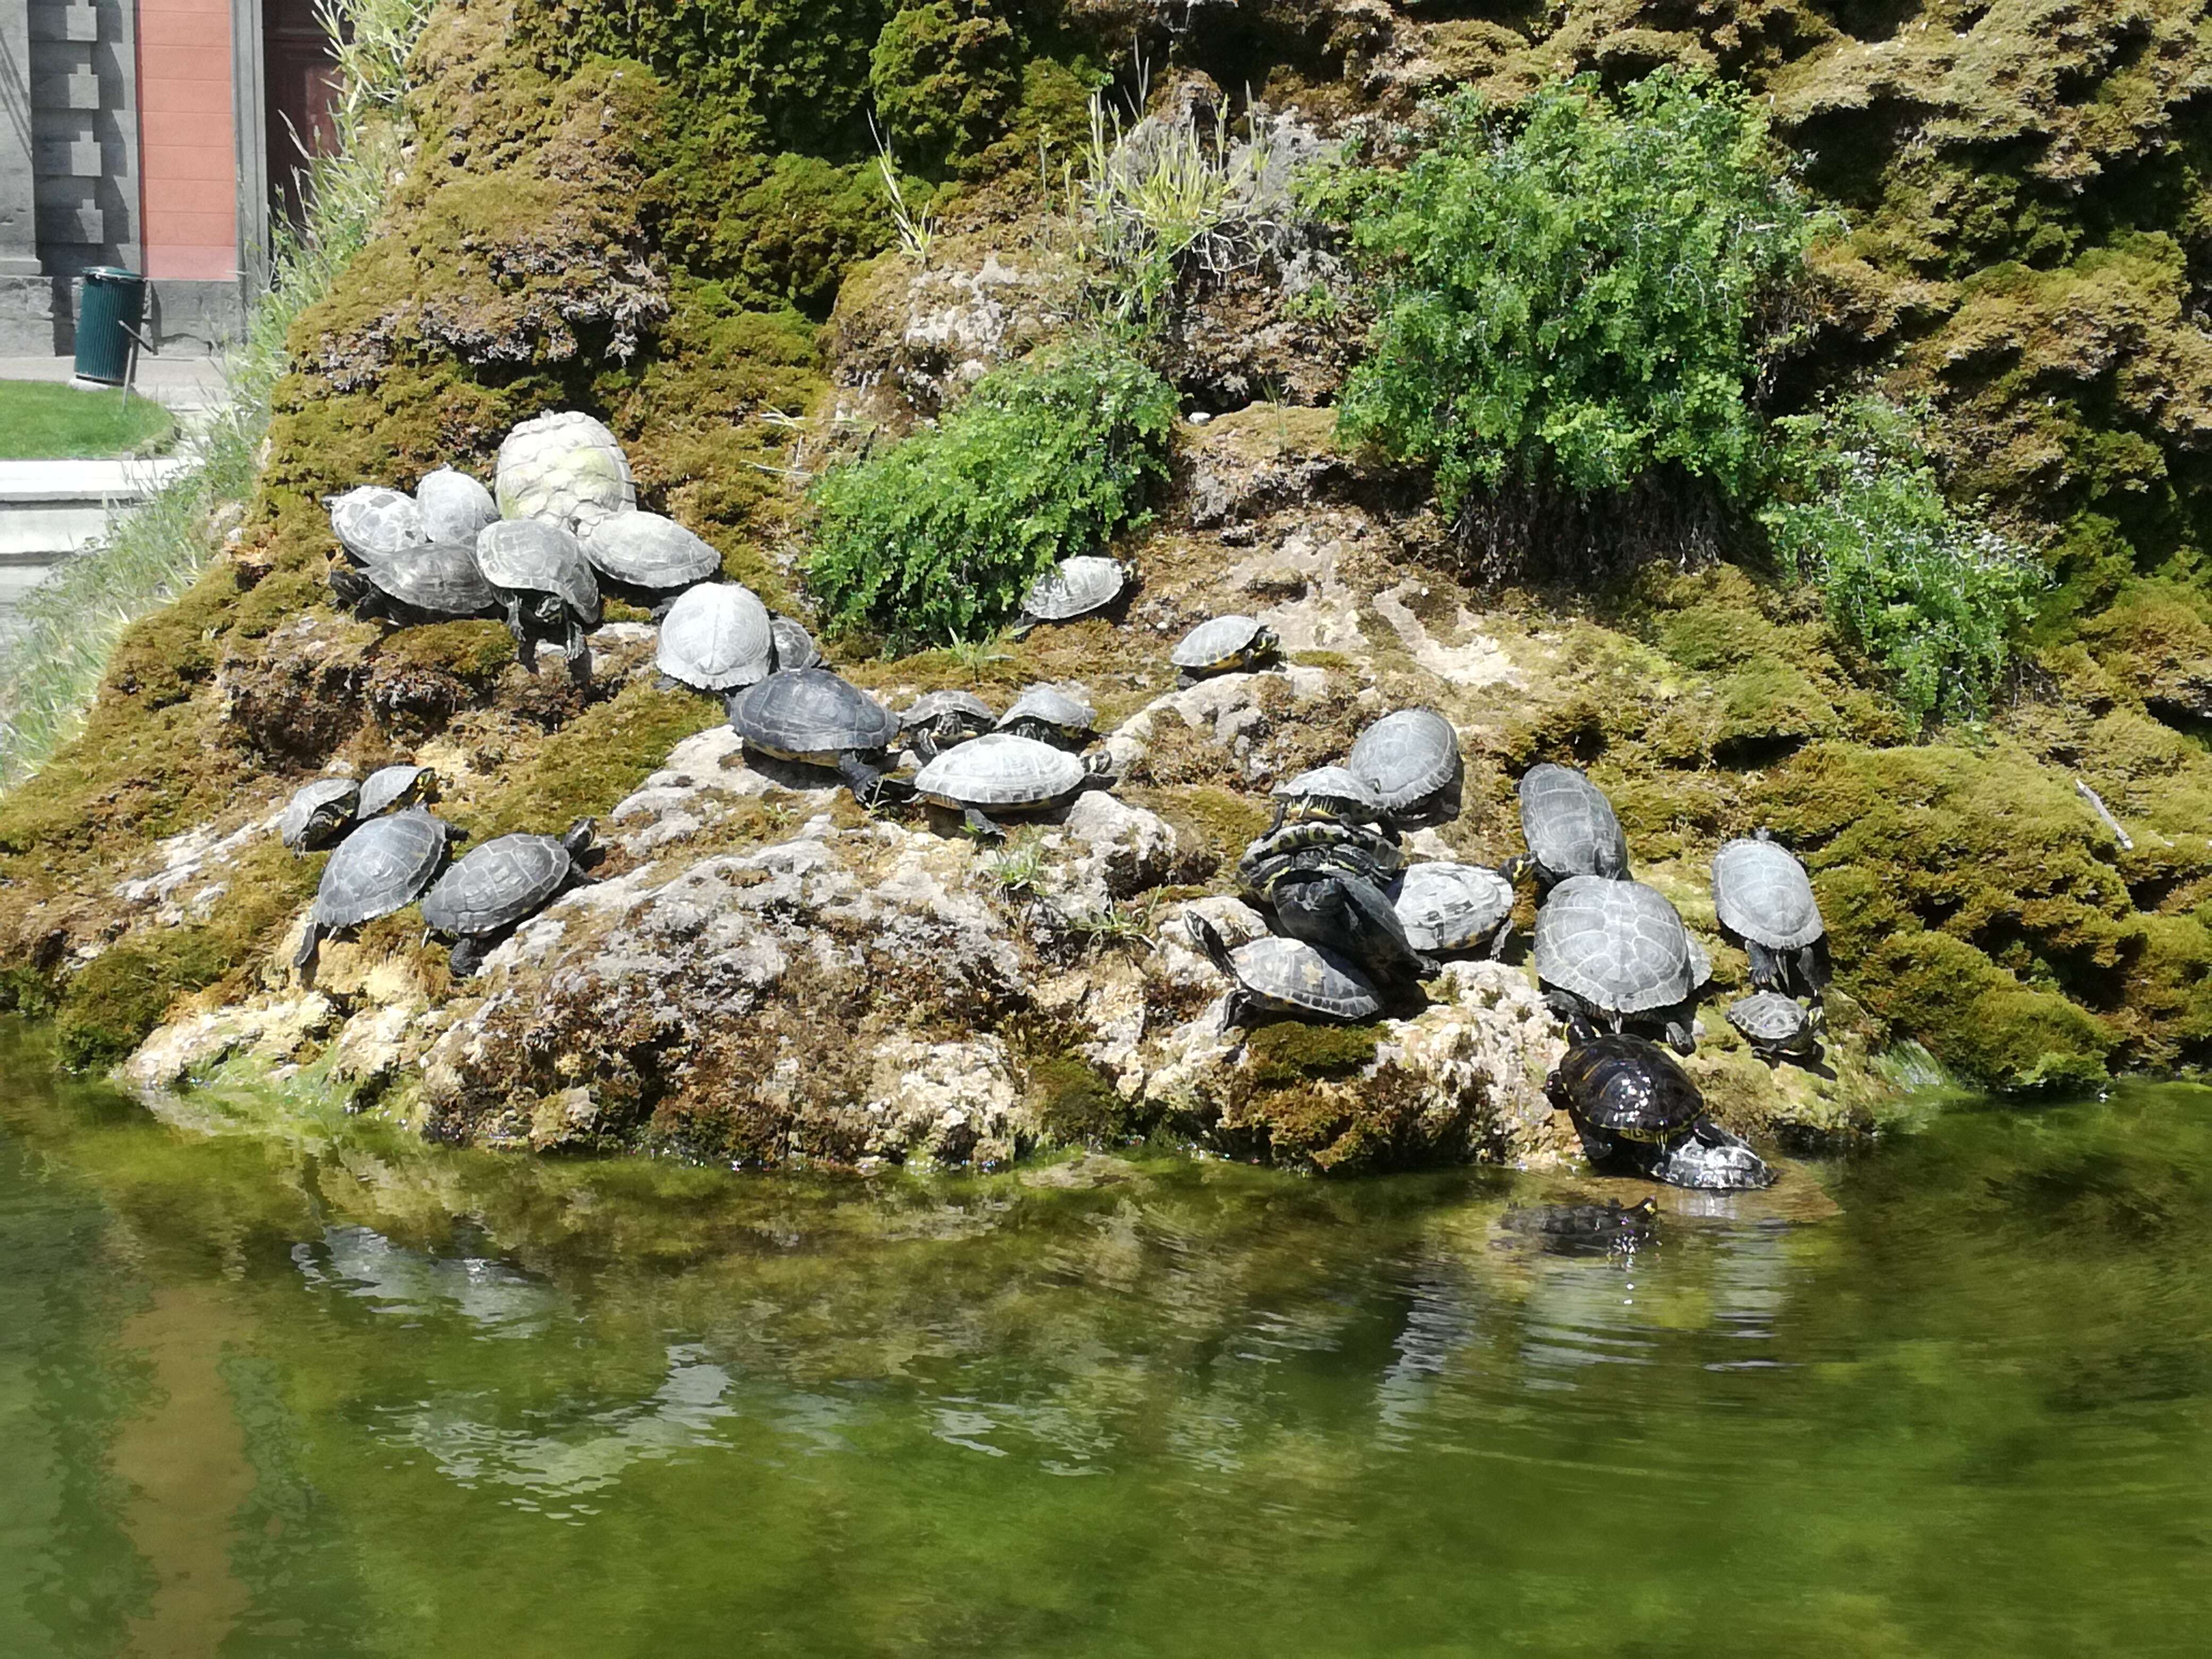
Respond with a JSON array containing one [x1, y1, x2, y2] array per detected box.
[[0, 380, 178, 458]]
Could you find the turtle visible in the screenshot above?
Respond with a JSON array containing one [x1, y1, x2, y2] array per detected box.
[[1016, 555, 1130, 631], [475, 518, 603, 682], [1507, 763, 1631, 887], [1392, 861, 1517, 958], [1188, 916, 1380, 1027], [1269, 766, 1385, 828], [422, 819, 597, 976], [995, 685, 1095, 749], [770, 616, 823, 673], [728, 668, 903, 806], [901, 691, 995, 758], [1238, 818, 1405, 898], [350, 540, 501, 626], [494, 410, 635, 528], [1268, 862, 1437, 987], [293, 806, 458, 973], [910, 731, 1102, 839], [1546, 1028, 1772, 1191], [1532, 875, 1711, 1053], [576, 509, 720, 610], [656, 582, 776, 694], [326, 486, 425, 565], [1712, 831, 1830, 1004], [1169, 615, 1278, 683], [1725, 992, 1820, 1065], [279, 777, 359, 853], [1346, 708, 1463, 821], [356, 763, 437, 820], [414, 467, 499, 544]]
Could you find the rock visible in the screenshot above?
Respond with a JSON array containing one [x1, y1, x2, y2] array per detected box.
[[1063, 792, 1179, 897], [122, 993, 337, 1095], [858, 1035, 1029, 1166]]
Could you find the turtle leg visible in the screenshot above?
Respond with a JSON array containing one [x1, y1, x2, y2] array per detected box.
[[909, 730, 941, 765], [1487, 915, 1514, 960], [1663, 1014, 1696, 1056], [504, 597, 538, 674], [291, 919, 323, 975], [834, 752, 903, 810], [1745, 940, 1780, 993], [564, 618, 592, 688], [962, 806, 1005, 842], [448, 936, 487, 977]]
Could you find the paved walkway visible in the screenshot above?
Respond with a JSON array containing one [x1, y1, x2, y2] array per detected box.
[[0, 353, 226, 415]]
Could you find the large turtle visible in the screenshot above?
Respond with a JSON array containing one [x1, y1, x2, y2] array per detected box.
[[1189, 916, 1380, 1027], [1547, 1029, 1773, 1191], [1726, 992, 1820, 1065], [495, 410, 635, 527], [656, 583, 775, 694], [1347, 709, 1462, 821], [356, 763, 437, 820], [1712, 831, 1829, 1004], [475, 518, 602, 681], [902, 691, 995, 757], [1170, 615, 1277, 683], [414, 468, 498, 544], [349, 540, 501, 626], [728, 669, 903, 805], [279, 777, 359, 853], [995, 685, 1095, 749], [326, 487, 425, 565], [1533, 875, 1710, 1052], [577, 510, 720, 610], [1510, 763, 1630, 887], [911, 731, 1101, 839], [1267, 861, 1436, 987], [1269, 766, 1385, 828], [1017, 555, 1129, 632], [422, 819, 597, 975], [1393, 861, 1516, 957], [294, 807, 457, 973]]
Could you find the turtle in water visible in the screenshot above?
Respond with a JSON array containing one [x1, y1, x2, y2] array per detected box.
[[1499, 1196, 1657, 1256], [1169, 615, 1278, 684], [1015, 555, 1130, 633], [1547, 1028, 1773, 1192], [1267, 860, 1437, 988], [995, 685, 1095, 749], [656, 582, 775, 694], [1712, 831, 1829, 1005], [495, 410, 635, 528], [1508, 763, 1630, 887], [1725, 992, 1820, 1065], [475, 518, 602, 682], [728, 668, 903, 805], [1188, 915, 1380, 1028], [1393, 861, 1517, 958], [1347, 708, 1462, 822], [414, 468, 498, 544], [326, 486, 425, 566], [901, 691, 995, 759], [576, 509, 719, 613], [769, 616, 823, 673], [911, 731, 1103, 839], [1532, 875, 1710, 1053], [1269, 766, 1386, 830], [347, 540, 501, 626], [356, 763, 437, 820], [279, 777, 359, 853], [294, 806, 459, 974], [422, 819, 597, 975]]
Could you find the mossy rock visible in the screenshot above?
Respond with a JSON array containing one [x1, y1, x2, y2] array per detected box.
[[1243, 1020, 1382, 1087]]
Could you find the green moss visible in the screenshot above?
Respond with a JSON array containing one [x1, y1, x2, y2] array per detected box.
[[1026, 1051, 1136, 1143], [473, 681, 723, 838], [871, 2, 1023, 177], [1243, 1020, 1382, 1088]]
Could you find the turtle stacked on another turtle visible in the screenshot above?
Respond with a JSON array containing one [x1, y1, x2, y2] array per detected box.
[[1711, 830, 1829, 1068], [1547, 1025, 1773, 1191], [476, 519, 603, 683]]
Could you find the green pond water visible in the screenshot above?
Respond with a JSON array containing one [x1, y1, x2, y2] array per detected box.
[[4, 1024, 2210, 1657]]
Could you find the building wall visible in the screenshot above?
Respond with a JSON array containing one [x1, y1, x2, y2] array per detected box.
[[136, 0, 234, 281]]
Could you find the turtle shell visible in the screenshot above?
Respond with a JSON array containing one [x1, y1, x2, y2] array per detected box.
[[495, 410, 635, 526], [730, 669, 899, 761], [1393, 861, 1515, 952], [414, 468, 498, 544], [1727, 992, 1815, 1050], [421, 832, 576, 939], [1348, 709, 1461, 816], [1272, 766, 1384, 821], [656, 583, 775, 692], [1712, 836, 1823, 951], [310, 808, 452, 929], [1518, 764, 1630, 882], [279, 778, 359, 851], [475, 519, 601, 623], [1170, 614, 1273, 672], [1023, 556, 1126, 621], [579, 510, 720, 592], [913, 732, 1087, 809], [327, 487, 425, 563], [1534, 876, 1707, 1016], [770, 616, 822, 673], [1238, 820, 1405, 894], [1548, 1033, 1703, 1139], [357, 764, 433, 819], [366, 541, 500, 618], [996, 685, 1094, 736], [902, 690, 994, 732], [1223, 936, 1380, 1020]]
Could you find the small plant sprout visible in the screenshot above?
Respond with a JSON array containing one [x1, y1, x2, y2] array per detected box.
[[870, 116, 940, 267], [983, 834, 1051, 897]]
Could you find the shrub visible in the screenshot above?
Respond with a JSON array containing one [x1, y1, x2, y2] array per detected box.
[[1762, 396, 2042, 727], [805, 344, 1176, 645]]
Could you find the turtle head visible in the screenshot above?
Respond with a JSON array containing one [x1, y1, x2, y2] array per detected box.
[[1186, 915, 1238, 979], [559, 818, 598, 860]]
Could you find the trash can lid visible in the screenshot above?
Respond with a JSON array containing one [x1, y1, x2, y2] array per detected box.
[[82, 266, 142, 282]]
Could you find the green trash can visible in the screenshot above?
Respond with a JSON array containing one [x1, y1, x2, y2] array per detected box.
[[74, 266, 147, 386]]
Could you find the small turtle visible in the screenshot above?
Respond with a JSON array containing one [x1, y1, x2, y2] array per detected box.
[[577, 510, 720, 609], [728, 669, 903, 805], [422, 819, 596, 976], [279, 777, 359, 853], [475, 518, 603, 682], [1269, 861, 1437, 987], [1533, 875, 1710, 1053], [1547, 1029, 1773, 1192], [901, 691, 995, 757], [350, 540, 501, 625], [1017, 555, 1129, 631], [326, 486, 425, 565], [495, 410, 635, 528], [1393, 861, 1516, 958], [1189, 916, 1380, 1027], [414, 468, 498, 544], [1347, 708, 1462, 821], [1269, 767, 1385, 828], [1713, 831, 1829, 1004], [1238, 819, 1405, 898], [658, 583, 775, 693], [1509, 763, 1630, 887], [1170, 615, 1278, 683], [1726, 992, 1820, 1065], [294, 807, 457, 973], [357, 764, 437, 820], [995, 685, 1095, 749], [911, 731, 1101, 839], [770, 616, 823, 673]]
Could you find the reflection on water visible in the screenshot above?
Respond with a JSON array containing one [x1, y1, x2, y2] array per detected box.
[[4, 1020, 2212, 1657]]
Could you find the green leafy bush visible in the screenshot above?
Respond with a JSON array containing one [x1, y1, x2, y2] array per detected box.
[[1762, 397, 2042, 727], [806, 345, 1176, 645], [1319, 70, 1819, 514]]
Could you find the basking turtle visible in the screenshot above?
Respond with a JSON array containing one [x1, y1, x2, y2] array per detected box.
[[326, 486, 425, 565], [356, 764, 437, 820], [475, 518, 602, 681], [1017, 555, 1129, 631], [911, 731, 1100, 839], [656, 582, 775, 694], [770, 616, 823, 673], [1712, 832, 1829, 1004], [1726, 992, 1820, 1065], [1510, 763, 1630, 887], [1189, 916, 1380, 1027], [279, 777, 359, 853], [422, 819, 596, 976], [728, 668, 903, 805], [995, 685, 1095, 748], [1269, 766, 1385, 828], [1238, 818, 1404, 899], [901, 691, 995, 757], [1170, 615, 1278, 683], [495, 410, 635, 527], [1533, 875, 1710, 1052], [351, 540, 501, 626], [1347, 709, 1462, 821], [1393, 861, 1516, 957], [577, 509, 719, 610], [1268, 862, 1436, 987], [1547, 1029, 1773, 1192], [294, 807, 457, 973], [414, 468, 498, 544]]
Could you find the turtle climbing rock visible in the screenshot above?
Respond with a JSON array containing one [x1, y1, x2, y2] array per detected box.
[[1347, 708, 1462, 821], [995, 685, 1095, 749], [1393, 861, 1516, 957], [1725, 992, 1820, 1065], [769, 616, 822, 673], [911, 731, 1100, 840], [1533, 875, 1710, 1052], [1017, 556, 1129, 631], [414, 468, 498, 544], [577, 510, 720, 609], [901, 691, 995, 757], [279, 778, 359, 853], [728, 669, 903, 805], [656, 582, 775, 694], [1169, 615, 1278, 683], [326, 486, 425, 565], [1547, 1029, 1773, 1191], [1188, 916, 1380, 1027], [356, 764, 436, 820], [349, 541, 501, 626], [1712, 832, 1829, 1004], [294, 806, 457, 974], [422, 819, 597, 975], [475, 518, 602, 681], [495, 410, 635, 527], [1511, 763, 1630, 887]]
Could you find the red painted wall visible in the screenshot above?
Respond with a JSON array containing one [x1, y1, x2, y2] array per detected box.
[[137, 0, 237, 281]]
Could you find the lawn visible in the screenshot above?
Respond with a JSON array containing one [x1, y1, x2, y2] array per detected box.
[[0, 378, 178, 459]]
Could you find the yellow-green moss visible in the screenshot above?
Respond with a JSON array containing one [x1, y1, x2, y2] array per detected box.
[[1243, 1020, 1382, 1087]]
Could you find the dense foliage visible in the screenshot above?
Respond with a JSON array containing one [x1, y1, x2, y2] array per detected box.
[[806, 345, 1176, 645]]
